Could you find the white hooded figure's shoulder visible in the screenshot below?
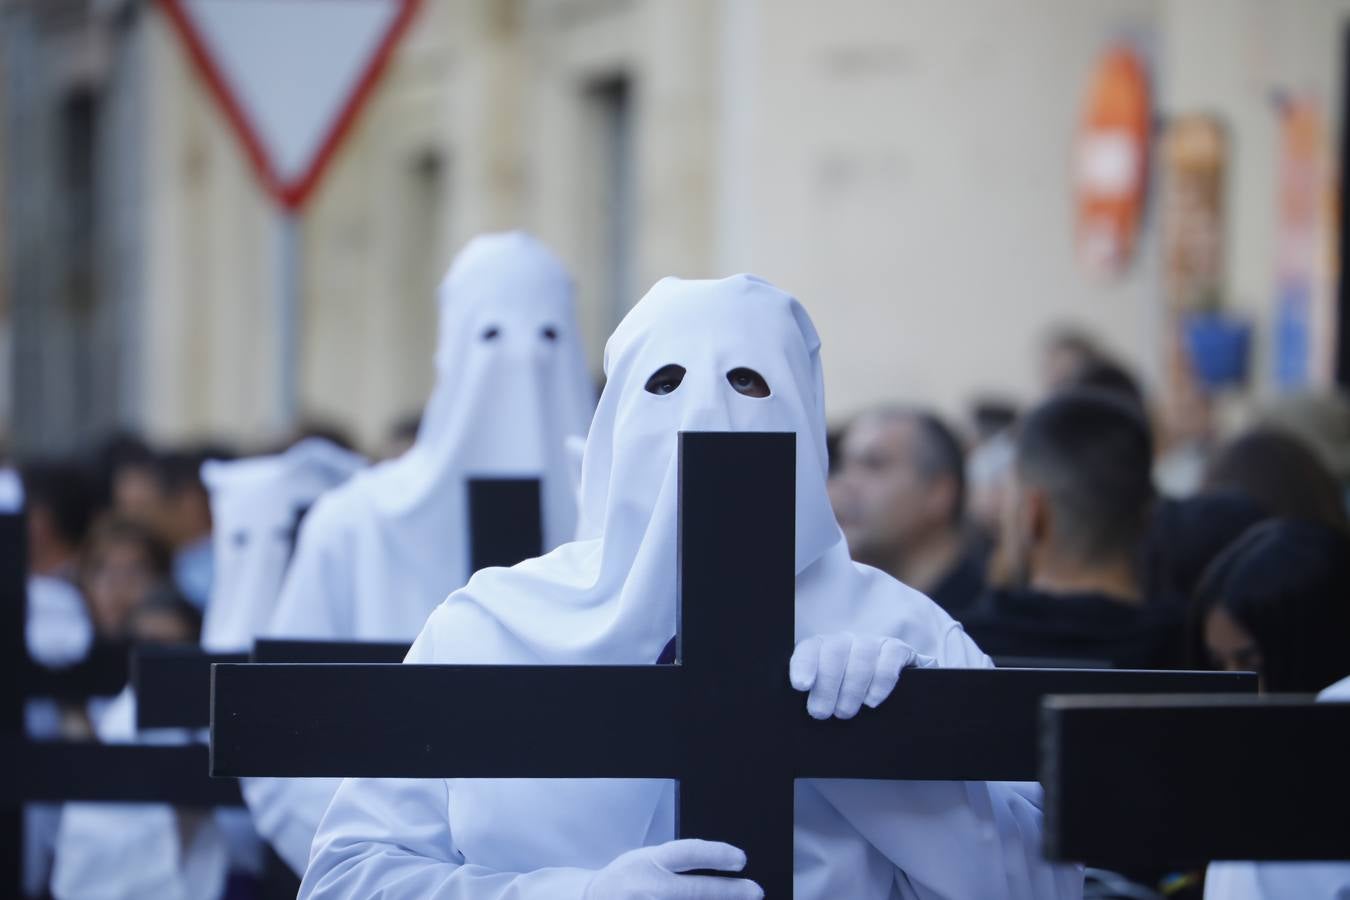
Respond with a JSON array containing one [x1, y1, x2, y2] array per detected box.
[[796, 550, 991, 668], [410, 538, 607, 666], [295, 472, 379, 542]]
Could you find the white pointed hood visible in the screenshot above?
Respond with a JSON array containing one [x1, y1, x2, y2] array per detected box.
[[374, 230, 595, 539], [200, 438, 365, 651]]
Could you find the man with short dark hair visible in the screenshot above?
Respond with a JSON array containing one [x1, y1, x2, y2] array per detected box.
[[962, 389, 1181, 668], [20, 460, 94, 582], [832, 407, 984, 615]]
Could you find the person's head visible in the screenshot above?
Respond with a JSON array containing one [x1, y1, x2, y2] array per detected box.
[[1203, 428, 1348, 533], [1192, 518, 1350, 692], [1065, 358, 1147, 416], [143, 448, 221, 548], [80, 515, 173, 639], [20, 459, 94, 575], [833, 407, 966, 570], [91, 432, 154, 516], [1143, 490, 1270, 605], [126, 585, 202, 645], [1001, 388, 1155, 596], [1041, 326, 1101, 393]]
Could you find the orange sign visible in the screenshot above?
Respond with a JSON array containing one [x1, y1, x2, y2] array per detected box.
[[1074, 46, 1152, 278]]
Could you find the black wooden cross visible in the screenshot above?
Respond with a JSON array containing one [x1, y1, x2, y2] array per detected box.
[[1041, 694, 1350, 866], [0, 508, 246, 899], [212, 433, 1253, 896]]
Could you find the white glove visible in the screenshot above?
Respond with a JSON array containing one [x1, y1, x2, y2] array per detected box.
[[789, 633, 937, 720], [583, 839, 763, 900]]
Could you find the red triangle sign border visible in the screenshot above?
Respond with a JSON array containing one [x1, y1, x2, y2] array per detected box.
[[157, 0, 423, 211]]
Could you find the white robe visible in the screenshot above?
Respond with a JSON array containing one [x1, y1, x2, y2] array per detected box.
[[300, 275, 1081, 899], [24, 575, 94, 897], [50, 689, 230, 900], [1203, 674, 1350, 900], [252, 231, 595, 873]]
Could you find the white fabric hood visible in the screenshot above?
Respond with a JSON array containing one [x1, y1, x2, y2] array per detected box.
[[375, 230, 594, 527], [200, 438, 365, 651]]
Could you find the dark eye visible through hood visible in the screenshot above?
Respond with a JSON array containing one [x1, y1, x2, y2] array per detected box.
[[644, 364, 686, 396]]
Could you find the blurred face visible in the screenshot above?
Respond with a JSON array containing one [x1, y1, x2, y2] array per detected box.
[[1042, 344, 1093, 393], [833, 417, 952, 566], [113, 466, 163, 529], [1204, 606, 1264, 683], [85, 538, 156, 638]]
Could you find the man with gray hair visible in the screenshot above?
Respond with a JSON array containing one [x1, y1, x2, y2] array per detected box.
[[831, 406, 985, 615]]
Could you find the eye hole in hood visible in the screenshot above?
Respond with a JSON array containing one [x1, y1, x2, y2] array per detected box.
[[727, 367, 771, 398], [644, 364, 686, 396]]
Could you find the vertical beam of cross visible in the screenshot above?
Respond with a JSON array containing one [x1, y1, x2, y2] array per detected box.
[[676, 432, 797, 897], [467, 478, 543, 572], [2, 511, 27, 892]]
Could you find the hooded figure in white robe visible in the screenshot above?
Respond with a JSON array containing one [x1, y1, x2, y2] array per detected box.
[[300, 274, 1083, 899], [200, 438, 366, 652], [47, 441, 364, 900], [1202, 673, 1350, 900], [251, 231, 595, 874]]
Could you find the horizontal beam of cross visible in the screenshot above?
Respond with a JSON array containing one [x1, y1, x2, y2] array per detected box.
[[135, 645, 248, 729], [251, 639, 408, 664], [0, 739, 242, 806], [1042, 694, 1350, 865], [211, 663, 1253, 782]]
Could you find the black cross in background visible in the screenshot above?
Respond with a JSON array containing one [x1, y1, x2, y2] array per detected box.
[[212, 433, 1251, 895]]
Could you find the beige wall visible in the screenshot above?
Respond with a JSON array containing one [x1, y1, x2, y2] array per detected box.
[[716, 0, 1163, 427], [129, 0, 1348, 450]]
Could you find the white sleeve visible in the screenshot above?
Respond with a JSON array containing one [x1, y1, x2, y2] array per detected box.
[[51, 690, 229, 900], [798, 613, 1081, 900], [299, 626, 596, 899], [246, 496, 357, 873], [301, 777, 595, 900], [241, 776, 343, 876], [805, 779, 1081, 900]]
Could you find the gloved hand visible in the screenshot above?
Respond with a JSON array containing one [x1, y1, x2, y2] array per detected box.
[[790, 633, 937, 719], [582, 839, 763, 900]]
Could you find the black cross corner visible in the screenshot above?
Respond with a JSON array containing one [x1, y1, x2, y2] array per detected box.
[[211, 432, 1254, 897]]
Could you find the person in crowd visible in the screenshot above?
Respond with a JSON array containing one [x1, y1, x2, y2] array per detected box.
[[1203, 428, 1349, 534], [1143, 490, 1270, 609], [20, 459, 94, 583], [1040, 325, 1103, 393], [833, 407, 985, 615], [962, 389, 1182, 667], [1190, 517, 1350, 693], [79, 515, 174, 641]]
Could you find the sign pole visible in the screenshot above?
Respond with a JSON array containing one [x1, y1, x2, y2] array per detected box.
[[274, 209, 300, 432]]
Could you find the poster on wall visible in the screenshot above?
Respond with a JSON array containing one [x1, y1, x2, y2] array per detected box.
[[1073, 45, 1151, 279], [1273, 95, 1338, 389]]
